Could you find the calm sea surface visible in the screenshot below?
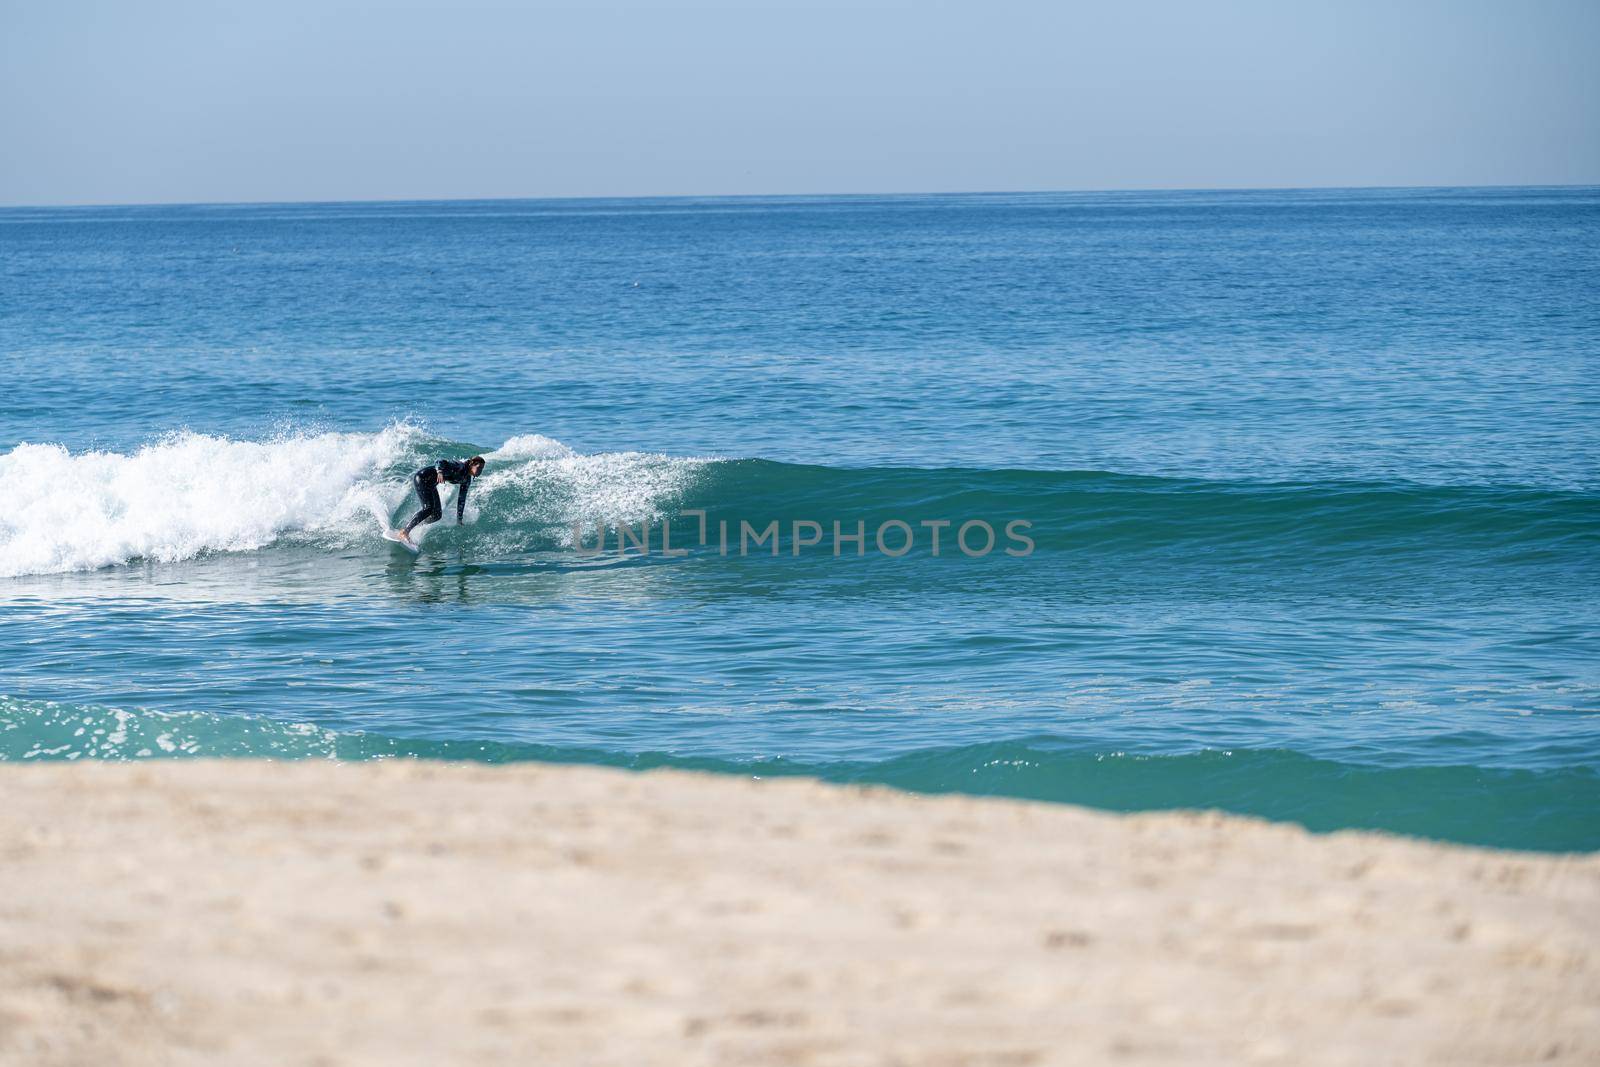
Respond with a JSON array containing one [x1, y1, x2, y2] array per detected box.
[[3, 187, 1597, 849]]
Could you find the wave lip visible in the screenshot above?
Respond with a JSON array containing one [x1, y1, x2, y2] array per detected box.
[[474, 434, 706, 553]]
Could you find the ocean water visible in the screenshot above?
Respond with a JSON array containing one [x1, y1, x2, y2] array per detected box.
[[2, 187, 1597, 851]]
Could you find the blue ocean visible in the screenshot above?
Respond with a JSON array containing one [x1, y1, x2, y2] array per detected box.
[[3, 187, 1597, 851]]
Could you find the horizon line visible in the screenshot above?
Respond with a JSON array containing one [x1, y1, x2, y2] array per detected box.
[[3, 181, 1596, 212]]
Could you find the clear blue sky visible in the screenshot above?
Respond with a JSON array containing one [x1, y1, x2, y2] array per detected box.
[[2, 0, 1596, 205]]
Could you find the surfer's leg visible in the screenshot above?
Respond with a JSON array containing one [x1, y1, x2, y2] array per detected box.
[[401, 474, 443, 535]]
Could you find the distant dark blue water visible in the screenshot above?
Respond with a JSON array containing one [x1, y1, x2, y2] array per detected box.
[[3, 188, 1597, 850]]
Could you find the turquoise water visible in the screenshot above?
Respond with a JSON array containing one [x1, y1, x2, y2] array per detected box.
[[3, 187, 1597, 850]]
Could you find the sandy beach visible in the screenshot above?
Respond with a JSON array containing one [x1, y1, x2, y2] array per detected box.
[[2, 760, 1596, 1066]]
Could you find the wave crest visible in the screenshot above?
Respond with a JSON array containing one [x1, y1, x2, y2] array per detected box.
[[4, 424, 1594, 576], [0, 424, 707, 576], [0, 426, 418, 577]]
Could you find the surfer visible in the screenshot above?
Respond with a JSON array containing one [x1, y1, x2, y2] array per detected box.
[[397, 456, 485, 544]]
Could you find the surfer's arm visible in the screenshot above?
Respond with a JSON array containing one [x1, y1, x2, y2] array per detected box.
[[456, 479, 469, 524]]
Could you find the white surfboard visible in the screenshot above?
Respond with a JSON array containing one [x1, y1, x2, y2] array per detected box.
[[382, 529, 420, 554]]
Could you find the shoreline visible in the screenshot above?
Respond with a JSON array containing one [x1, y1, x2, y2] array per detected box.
[[4, 759, 1597, 1065]]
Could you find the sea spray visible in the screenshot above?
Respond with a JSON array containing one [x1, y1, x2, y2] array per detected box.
[[0, 426, 417, 577], [0, 425, 708, 576]]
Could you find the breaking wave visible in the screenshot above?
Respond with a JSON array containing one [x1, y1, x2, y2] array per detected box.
[[3, 695, 1595, 852], [0, 424, 704, 576], [2, 423, 1595, 577]]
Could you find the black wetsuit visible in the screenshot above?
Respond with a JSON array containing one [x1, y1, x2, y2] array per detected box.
[[402, 459, 475, 536]]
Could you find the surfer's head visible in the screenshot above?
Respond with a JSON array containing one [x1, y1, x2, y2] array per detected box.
[[467, 456, 486, 476]]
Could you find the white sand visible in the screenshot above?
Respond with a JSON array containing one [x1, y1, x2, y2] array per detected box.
[[2, 760, 1596, 1066]]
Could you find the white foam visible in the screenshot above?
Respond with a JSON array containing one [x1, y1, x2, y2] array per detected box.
[[0, 425, 419, 577], [489, 434, 578, 462], [0, 425, 708, 575], [473, 445, 704, 540]]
